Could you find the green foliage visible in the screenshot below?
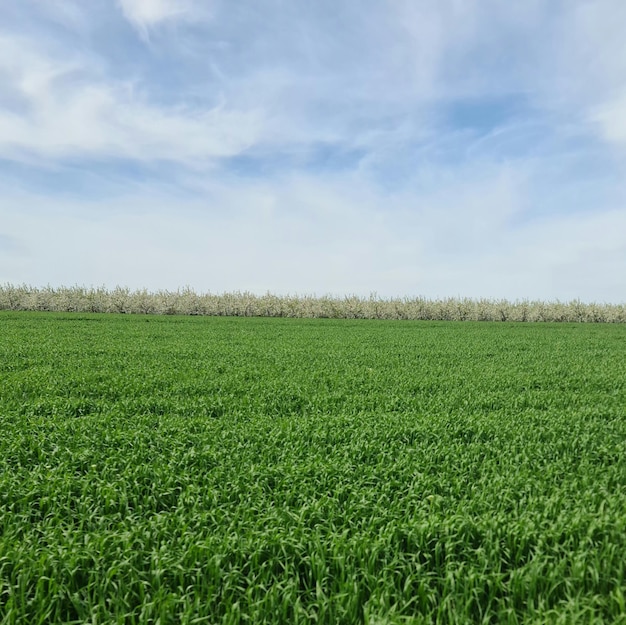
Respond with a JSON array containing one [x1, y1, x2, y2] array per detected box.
[[1, 313, 625, 623]]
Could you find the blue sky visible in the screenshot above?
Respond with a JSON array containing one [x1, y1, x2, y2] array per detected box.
[[1, 0, 625, 301]]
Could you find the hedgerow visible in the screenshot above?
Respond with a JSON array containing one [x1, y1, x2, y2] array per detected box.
[[1, 284, 624, 321]]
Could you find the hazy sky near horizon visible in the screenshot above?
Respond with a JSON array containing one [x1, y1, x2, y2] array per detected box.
[[1, 0, 625, 301]]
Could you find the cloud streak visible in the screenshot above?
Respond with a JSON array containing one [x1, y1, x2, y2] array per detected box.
[[0, 34, 262, 163], [117, 0, 209, 38]]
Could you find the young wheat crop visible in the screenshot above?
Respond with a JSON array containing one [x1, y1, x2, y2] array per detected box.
[[1, 313, 625, 623]]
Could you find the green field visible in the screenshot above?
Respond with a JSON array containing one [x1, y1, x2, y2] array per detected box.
[[1, 313, 626, 624]]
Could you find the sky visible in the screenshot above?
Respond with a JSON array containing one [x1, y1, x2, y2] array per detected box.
[[1, 0, 625, 302]]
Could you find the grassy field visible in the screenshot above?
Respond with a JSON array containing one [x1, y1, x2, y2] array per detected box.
[[1, 312, 626, 624]]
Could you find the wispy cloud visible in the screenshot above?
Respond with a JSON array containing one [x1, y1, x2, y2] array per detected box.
[[0, 34, 262, 163], [117, 0, 209, 38], [592, 92, 626, 144]]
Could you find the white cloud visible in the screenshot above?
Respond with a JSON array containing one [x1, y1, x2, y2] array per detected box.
[[528, 1, 626, 148], [117, 0, 200, 35], [591, 92, 626, 145], [115, 0, 215, 43], [2, 165, 624, 301], [0, 35, 262, 163]]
